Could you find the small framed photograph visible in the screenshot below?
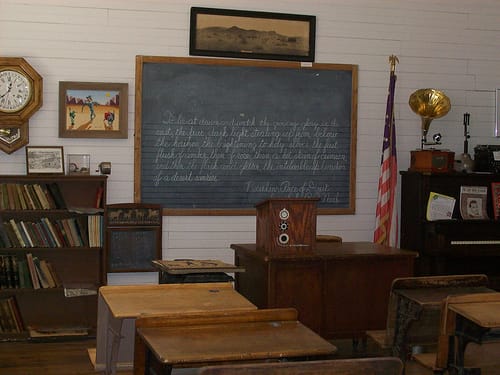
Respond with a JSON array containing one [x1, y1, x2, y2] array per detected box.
[[68, 154, 90, 175], [26, 146, 65, 175], [491, 182, 500, 220], [59, 81, 128, 139], [190, 7, 316, 62]]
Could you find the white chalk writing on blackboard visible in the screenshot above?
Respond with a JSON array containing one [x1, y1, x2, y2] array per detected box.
[[137, 57, 357, 211]]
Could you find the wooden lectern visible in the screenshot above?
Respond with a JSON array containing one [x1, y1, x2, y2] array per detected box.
[[256, 198, 319, 254]]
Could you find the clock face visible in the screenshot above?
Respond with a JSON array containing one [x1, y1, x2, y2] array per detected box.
[[0, 69, 32, 113]]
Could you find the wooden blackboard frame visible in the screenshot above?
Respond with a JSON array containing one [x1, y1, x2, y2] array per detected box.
[[134, 56, 358, 216]]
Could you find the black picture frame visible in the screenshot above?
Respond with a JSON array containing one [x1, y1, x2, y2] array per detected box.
[[190, 7, 316, 62]]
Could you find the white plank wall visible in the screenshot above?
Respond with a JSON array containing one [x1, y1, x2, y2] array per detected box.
[[1, 0, 500, 284]]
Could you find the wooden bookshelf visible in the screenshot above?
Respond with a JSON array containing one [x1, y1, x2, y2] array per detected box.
[[0, 175, 107, 340]]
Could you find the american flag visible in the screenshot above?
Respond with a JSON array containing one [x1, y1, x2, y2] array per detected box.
[[374, 56, 398, 247]]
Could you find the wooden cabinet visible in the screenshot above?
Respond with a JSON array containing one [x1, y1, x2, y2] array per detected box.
[[400, 171, 500, 290], [231, 242, 416, 339], [0, 175, 106, 340]]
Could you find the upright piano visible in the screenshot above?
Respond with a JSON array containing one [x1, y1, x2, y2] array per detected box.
[[400, 171, 500, 290]]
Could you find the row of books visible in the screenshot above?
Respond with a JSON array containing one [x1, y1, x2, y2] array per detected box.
[[0, 182, 66, 211], [0, 296, 24, 334], [0, 215, 103, 249], [426, 184, 497, 221], [1, 253, 62, 290]]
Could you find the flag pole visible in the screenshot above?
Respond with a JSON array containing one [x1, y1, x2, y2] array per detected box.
[[389, 55, 399, 73], [374, 55, 399, 247]]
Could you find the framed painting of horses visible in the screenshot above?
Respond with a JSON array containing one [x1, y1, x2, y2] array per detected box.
[[58, 81, 128, 138]]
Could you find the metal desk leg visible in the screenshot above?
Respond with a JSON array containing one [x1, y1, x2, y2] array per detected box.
[[106, 317, 124, 375], [392, 297, 422, 363]]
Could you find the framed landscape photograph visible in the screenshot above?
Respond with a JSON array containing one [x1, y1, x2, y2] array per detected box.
[[26, 146, 65, 175], [190, 7, 316, 62], [59, 81, 128, 139]]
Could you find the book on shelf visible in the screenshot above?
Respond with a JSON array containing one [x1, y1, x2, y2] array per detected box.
[[426, 192, 456, 221], [45, 261, 62, 288], [28, 327, 87, 338], [459, 186, 489, 220], [0, 256, 9, 289], [33, 184, 51, 209], [59, 218, 76, 247], [0, 255, 20, 289], [32, 257, 52, 289], [2, 221, 19, 247], [17, 259, 33, 289], [21, 184, 36, 210], [14, 184, 28, 210], [95, 185, 104, 209], [39, 184, 57, 209], [25, 253, 41, 290], [26, 184, 43, 209], [491, 182, 500, 220], [0, 220, 13, 248], [8, 219, 26, 248], [40, 218, 62, 248], [7, 296, 24, 333], [38, 260, 57, 288], [46, 182, 66, 209], [0, 183, 8, 209], [19, 221, 34, 247], [43, 220, 60, 248], [0, 296, 24, 333], [67, 218, 84, 247]]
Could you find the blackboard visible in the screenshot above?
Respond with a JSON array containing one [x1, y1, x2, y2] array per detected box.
[[134, 56, 358, 215], [105, 203, 162, 273], [106, 228, 160, 272]]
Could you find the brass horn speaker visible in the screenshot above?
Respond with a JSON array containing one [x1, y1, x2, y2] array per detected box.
[[409, 88, 451, 148]]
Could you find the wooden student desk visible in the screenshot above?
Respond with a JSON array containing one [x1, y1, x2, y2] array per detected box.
[[231, 241, 417, 339], [392, 284, 492, 362], [448, 299, 500, 374], [135, 308, 337, 375], [91, 283, 256, 375]]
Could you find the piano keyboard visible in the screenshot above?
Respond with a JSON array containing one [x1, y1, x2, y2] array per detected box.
[[451, 240, 500, 245]]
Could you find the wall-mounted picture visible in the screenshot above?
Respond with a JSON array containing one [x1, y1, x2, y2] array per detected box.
[[496, 88, 500, 137], [0, 122, 29, 154], [190, 7, 316, 62], [59, 82, 128, 139], [26, 146, 65, 175]]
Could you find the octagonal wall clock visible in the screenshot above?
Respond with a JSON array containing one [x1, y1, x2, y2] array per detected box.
[[0, 57, 43, 127]]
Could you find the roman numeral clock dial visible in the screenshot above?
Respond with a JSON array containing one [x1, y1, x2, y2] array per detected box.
[[0, 70, 32, 112], [0, 57, 43, 154]]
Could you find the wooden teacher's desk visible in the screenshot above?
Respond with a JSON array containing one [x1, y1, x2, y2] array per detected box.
[[231, 241, 417, 339], [92, 283, 256, 375]]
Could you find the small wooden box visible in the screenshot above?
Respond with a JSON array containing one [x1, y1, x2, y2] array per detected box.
[[409, 150, 455, 174], [256, 198, 319, 254]]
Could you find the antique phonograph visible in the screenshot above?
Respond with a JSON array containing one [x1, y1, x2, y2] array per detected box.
[[408, 88, 454, 173]]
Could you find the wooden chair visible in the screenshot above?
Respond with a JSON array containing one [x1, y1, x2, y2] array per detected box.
[[411, 292, 500, 374], [366, 274, 490, 358], [316, 235, 342, 243], [197, 357, 403, 375]]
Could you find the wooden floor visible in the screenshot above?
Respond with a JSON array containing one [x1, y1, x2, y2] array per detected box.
[[0, 337, 428, 375]]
